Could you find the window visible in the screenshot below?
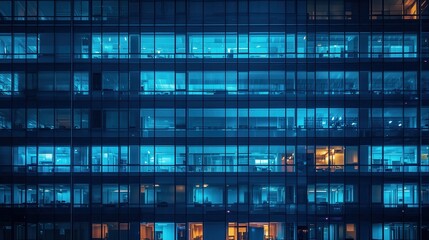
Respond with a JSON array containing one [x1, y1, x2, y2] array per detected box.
[[384, 183, 418, 207], [370, 0, 418, 19], [141, 33, 154, 58], [155, 71, 175, 92], [204, 34, 225, 58], [74, 0, 89, 20], [422, 184, 429, 204], [73, 184, 89, 207], [0, 1, 12, 20], [249, 34, 268, 57], [0, 185, 11, 205], [56, 1, 71, 20], [74, 34, 90, 58], [0, 73, 12, 95], [252, 185, 285, 206], [102, 184, 128, 205], [371, 146, 418, 172], [0, 34, 12, 58], [155, 33, 175, 58], [102, 72, 118, 91], [308, 184, 354, 204], [74, 72, 89, 94], [73, 147, 89, 172], [38, 1, 55, 21]]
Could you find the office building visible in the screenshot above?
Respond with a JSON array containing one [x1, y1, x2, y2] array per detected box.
[[0, 0, 429, 239]]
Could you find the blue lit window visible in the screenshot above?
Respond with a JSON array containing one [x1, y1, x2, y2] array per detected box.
[[0, 34, 12, 59], [249, 33, 268, 57], [403, 34, 417, 57], [384, 33, 404, 58], [329, 33, 344, 58], [140, 71, 154, 93], [270, 33, 285, 57], [38, 146, 54, 172], [13, 147, 25, 169], [26, 147, 37, 166], [189, 34, 203, 57], [0, 73, 12, 94], [249, 71, 269, 92], [102, 34, 119, 57], [188, 71, 203, 92], [55, 147, 70, 172], [316, 108, 329, 128], [155, 71, 175, 92], [73, 72, 89, 94], [91, 146, 101, 172], [371, 146, 418, 172], [204, 34, 225, 58], [315, 33, 329, 58], [155, 33, 175, 58], [286, 34, 296, 57], [140, 145, 154, 172], [92, 34, 102, 58], [238, 34, 248, 55], [74, 34, 90, 58], [102, 72, 118, 91], [308, 184, 354, 204], [73, 184, 89, 207], [13, 33, 26, 58], [370, 33, 417, 58], [370, 34, 383, 58], [102, 184, 120, 204], [225, 71, 237, 91], [345, 33, 359, 57], [187, 146, 203, 172], [175, 34, 186, 54], [73, 147, 89, 172], [155, 146, 175, 172], [119, 34, 128, 58], [38, 184, 54, 206], [203, 71, 225, 91], [155, 109, 174, 130], [383, 184, 418, 207], [226, 33, 237, 57], [297, 33, 307, 58], [155, 223, 175, 240], [141, 109, 154, 129]]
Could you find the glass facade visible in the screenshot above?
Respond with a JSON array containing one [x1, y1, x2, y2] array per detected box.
[[1, 0, 429, 239]]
